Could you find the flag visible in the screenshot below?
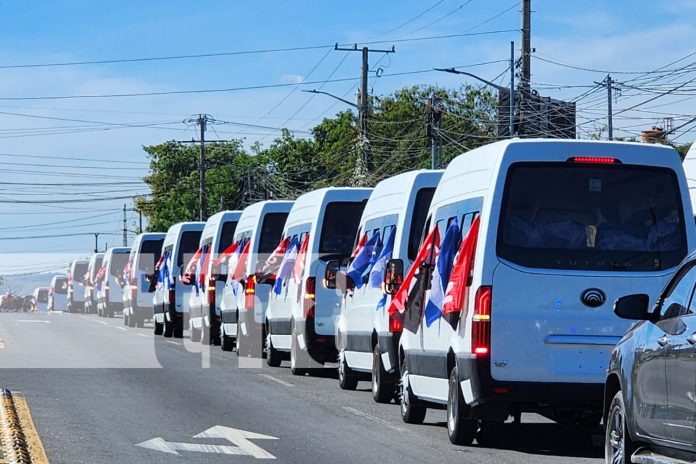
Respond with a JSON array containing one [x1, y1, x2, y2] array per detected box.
[[442, 216, 481, 328], [199, 245, 212, 289], [425, 220, 460, 327], [213, 242, 239, 266], [95, 266, 106, 291], [274, 237, 299, 295], [386, 226, 440, 333], [194, 245, 208, 296], [181, 247, 202, 286], [346, 232, 380, 288], [232, 241, 251, 282], [293, 233, 310, 284], [351, 232, 367, 258], [260, 237, 290, 281], [368, 226, 396, 289], [226, 240, 245, 279]]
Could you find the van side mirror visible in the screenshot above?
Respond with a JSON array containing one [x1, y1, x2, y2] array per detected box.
[[384, 259, 404, 295], [614, 294, 652, 321], [324, 260, 340, 290]]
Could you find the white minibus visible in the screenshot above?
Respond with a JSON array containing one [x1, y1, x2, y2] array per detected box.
[[123, 233, 165, 328], [266, 187, 371, 374], [395, 139, 696, 446]]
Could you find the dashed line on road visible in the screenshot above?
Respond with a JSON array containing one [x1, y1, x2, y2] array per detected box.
[[165, 340, 181, 346], [258, 374, 294, 387], [342, 406, 405, 432], [117, 327, 127, 331], [0, 339, 5, 349], [137, 333, 149, 338], [96, 321, 107, 325]]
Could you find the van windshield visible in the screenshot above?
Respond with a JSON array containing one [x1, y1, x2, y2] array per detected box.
[[408, 187, 436, 260], [218, 222, 238, 253], [73, 262, 88, 282], [139, 239, 163, 271], [178, 231, 202, 267], [258, 213, 289, 253], [319, 202, 366, 256], [498, 162, 687, 271], [109, 253, 129, 277]]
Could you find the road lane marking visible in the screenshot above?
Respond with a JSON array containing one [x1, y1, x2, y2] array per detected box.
[[117, 327, 127, 331], [258, 374, 294, 387], [12, 395, 49, 464], [342, 406, 405, 432], [165, 340, 180, 345], [137, 333, 149, 338], [137, 426, 278, 459], [0, 340, 5, 349], [18, 320, 50, 324]]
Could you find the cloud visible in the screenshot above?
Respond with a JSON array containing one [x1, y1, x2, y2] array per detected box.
[[280, 74, 304, 84]]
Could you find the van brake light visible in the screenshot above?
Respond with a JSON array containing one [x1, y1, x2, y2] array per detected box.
[[245, 276, 256, 311], [472, 286, 492, 356], [389, 311, 404, 333], [304, 277, 316, 319], [568, 156, 620, 164]]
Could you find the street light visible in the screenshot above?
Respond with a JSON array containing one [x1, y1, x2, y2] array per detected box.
[[434, 68, 508, 92], [301, 89, 358, 109]]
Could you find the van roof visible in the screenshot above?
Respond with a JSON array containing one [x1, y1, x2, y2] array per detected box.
[[104, 247, 131, 258], [135, 232, 166, 242], [431, 138, 682, 213], [284, 187, 373, 230], [201, 210, 243, 242], [361, 169, 442, 222], [236, 200, 294, 235], [163, 221, 205, 248]]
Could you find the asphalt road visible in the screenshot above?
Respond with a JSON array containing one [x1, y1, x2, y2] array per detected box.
[[0, 311, 604, 464]]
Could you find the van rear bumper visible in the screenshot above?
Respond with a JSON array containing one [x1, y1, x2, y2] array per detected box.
[[456, 354, 604, 411]]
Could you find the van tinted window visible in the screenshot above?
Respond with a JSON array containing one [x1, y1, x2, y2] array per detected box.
[[73, 262, 88, 282], [177, 231, 202, 267], [37, 290, 48, 303], [139, 239, 163, 271], [408, 188, 436, 260], [498, 162, 687, 271], [109, 253, 129, 277], [54, 278, 68, 294], [90, 256, 103, 279], [218, 221, 238, 253], [258, 213, 289, 253], [319, 202, 366, 256]]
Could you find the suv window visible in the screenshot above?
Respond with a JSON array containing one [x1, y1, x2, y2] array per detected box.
[[660, 263, 696, 319]]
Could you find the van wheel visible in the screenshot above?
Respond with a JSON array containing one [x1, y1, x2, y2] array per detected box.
[[265, 334, 281, 367], [136, 316, 144, 329], [372, 344, 394, 403], [190, 327, 201, 343], [221, 333, 235, 352], [605, 391, 637, 464], [400, 357, 426, 424], [447, 366, 476, 445], [128, 314, 136, 328], [477, 420, 504, 447], [290, 329, 307, 376], [338, 351, 358, 390], [154, 320, 163, 336], [163, 319, 173, 338], [173, 318, 184, 338], [123, 313, 129, 326]]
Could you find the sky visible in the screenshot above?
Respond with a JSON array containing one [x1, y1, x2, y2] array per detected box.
[[0, 0, 694, 276]]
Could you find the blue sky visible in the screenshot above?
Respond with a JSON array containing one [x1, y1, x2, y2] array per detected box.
[[0, 0, 694, 275]]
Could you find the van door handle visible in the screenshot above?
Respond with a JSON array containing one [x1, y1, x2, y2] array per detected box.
[[657, 336, 670, 347], [687, 333, 696, 345]]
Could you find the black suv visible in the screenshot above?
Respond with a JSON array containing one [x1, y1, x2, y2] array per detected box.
[[605, 254, 696, 464]]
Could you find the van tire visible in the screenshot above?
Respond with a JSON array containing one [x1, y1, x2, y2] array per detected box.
[[400, 357, 426, 424], [173, 318, 184, 338], [447, 366, 476, 445], [123, 313, 129, 326], [265, 334, 281, 367], [372, 344, 394, 403], [221, 334, 235, 352], [154, 320, 163, 336], [190, 327, 201, 343], [338, 351, 358, 390], [290, 327, 308, 376], [128, 314, 136, 328], [477, 420, 504, 447], [136, 316, 145, 329], [163, 319, 173, 338]]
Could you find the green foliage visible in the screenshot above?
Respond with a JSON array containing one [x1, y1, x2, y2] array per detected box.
[[137, 84, 499, 230]]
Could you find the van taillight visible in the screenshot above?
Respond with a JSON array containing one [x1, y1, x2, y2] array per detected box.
[[568, 156, 619, 164], [208, 277, 216, 306], [245, 276, 256, 311], [304, 277, 316, 319], [105, 281, 110, 300], [472, 286, 492, 356], [168, 287, 175, 306], [389, 311, 404, 333]]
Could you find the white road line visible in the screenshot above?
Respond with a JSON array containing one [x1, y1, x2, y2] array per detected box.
[[165, 340, 180, 345], [96, 321, 107, 325], [342, 406, 405, 432], [117, 327, 127, 331], [137, 333, 149, 338], [258, 373, 294, 387], [0, 340, 5, 349]]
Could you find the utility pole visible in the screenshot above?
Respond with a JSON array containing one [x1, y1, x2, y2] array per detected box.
[[197, 114, 207, 221], [122, 204, 127, 246], [509, 41, 516, 138], [334, 44, 395, 185], [429, 94, 442, 169], [94, 233, 100, 254], [138, 210, 143, 234], [594, 75, 615, 140], [520, 0, 532, 91]]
